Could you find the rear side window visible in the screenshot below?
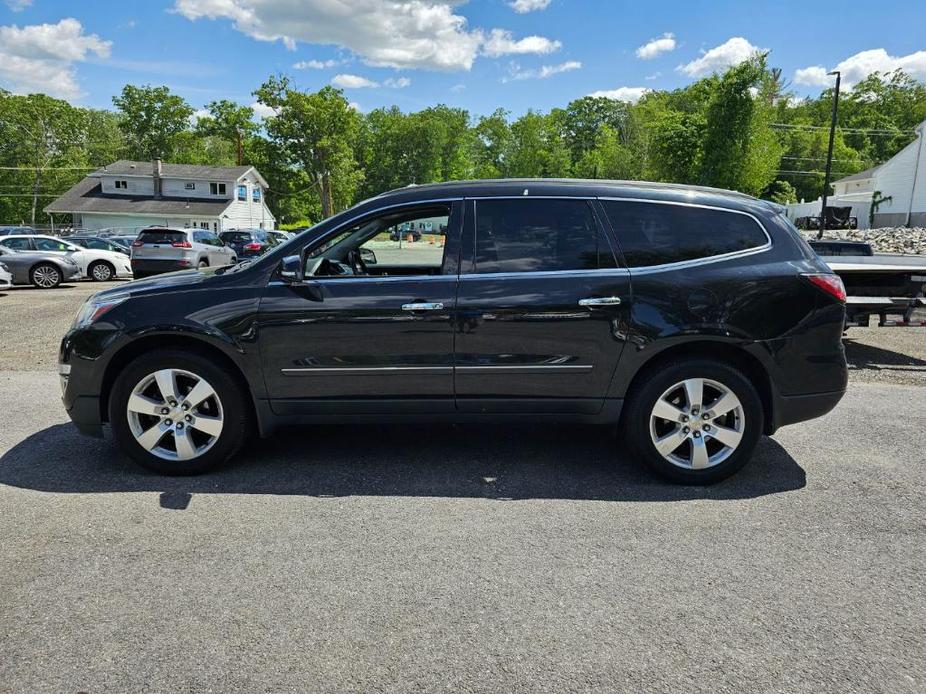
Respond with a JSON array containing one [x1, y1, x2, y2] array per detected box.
[[601, 200, 768, 268], [138, 230, 186, 245], [474, 199, 616, 274]]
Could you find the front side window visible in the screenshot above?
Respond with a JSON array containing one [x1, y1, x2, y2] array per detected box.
[[34, 238, 71, 252], [307, 205, 451, 278], [600, 200, 769, 268], [473, 199, 616, 274]]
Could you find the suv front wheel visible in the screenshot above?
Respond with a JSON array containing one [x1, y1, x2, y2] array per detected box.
[[108, 350, 252, 474], [623, 358, 763, 484]]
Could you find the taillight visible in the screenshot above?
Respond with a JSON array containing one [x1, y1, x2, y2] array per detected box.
[[802, 273, 846, 302], [131, 240, 143, 247], [171, 240, 193, 248], [243, 242, 262, 251]]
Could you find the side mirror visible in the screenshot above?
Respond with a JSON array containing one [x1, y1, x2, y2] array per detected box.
[[360, 247, 377, 265], [280, 254, 303, 283]]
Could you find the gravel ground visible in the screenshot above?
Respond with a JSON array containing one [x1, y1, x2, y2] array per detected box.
[[2, 282, 924, 386], [0, 373, 924, 692]]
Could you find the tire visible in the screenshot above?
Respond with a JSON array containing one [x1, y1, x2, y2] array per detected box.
[[197, 259, 208, 269], [89, 260, 114, 282], [108, 349, 253, 475], [622, 358, 763, 484], [30, 262, 61, 289]]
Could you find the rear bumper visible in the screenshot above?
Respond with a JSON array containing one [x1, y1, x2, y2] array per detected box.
[[771, 388, 846, 432], [130, 258, 192, 275]]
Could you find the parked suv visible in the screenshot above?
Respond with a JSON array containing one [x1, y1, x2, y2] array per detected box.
[[219, 229, 280, 259], [60, 180, 848, 483], [130, 227, 237, 278]]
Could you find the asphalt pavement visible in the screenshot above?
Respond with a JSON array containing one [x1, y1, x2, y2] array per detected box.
[[0, 371, 923, 692]]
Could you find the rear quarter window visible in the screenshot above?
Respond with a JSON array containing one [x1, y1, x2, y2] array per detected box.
[[601, 200, 768, 267], [139, 230, 186, 244]]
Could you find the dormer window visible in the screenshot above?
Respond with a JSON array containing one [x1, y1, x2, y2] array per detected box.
[[209, 182, 227, 195], [185, 182, 196, 190], [114, 180, 128, 189]]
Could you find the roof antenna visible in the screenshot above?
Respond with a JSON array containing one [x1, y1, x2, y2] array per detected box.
[[522, 188, 529, 196]]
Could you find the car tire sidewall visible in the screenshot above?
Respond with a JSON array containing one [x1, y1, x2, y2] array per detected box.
[[624, 358, 763, 485], [108, 350, 252, 475], [89, 260, 114, 282], [197, 259, 208, 269], [31, 263, 61, 289]]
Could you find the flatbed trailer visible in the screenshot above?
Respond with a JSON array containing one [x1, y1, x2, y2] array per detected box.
[[820, 253, 926, 326]]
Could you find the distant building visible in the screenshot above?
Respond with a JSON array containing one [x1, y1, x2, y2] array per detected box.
[[45, 159, 276, 233], [786, 119, 926, 228]]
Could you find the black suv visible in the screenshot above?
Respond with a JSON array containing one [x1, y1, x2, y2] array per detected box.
[[60, 180, 848, 484]]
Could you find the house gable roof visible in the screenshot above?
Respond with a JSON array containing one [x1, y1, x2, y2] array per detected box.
[[99, 160, 259, 183], [44, 177, 234, 216], [833, 165, 880, 185]]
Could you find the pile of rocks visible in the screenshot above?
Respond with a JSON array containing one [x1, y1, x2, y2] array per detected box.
[[808, 227, 926, 254]]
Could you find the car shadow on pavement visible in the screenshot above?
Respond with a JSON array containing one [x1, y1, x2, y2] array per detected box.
[[844, 339, 926, 370], [0, 422, 806, 504]]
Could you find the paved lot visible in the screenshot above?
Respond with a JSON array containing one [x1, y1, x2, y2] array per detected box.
[[1, 282, 925, 692]]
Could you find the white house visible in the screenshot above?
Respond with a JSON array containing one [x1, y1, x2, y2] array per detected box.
[[786, 119, 926, 229], [45, 160, 276, 233]]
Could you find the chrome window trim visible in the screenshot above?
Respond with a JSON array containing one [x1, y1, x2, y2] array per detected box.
[[597, 196, 772, 274]]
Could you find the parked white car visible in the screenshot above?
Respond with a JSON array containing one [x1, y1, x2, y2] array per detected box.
[[0, 234, 132, 281], [0, 259, 12, 290]]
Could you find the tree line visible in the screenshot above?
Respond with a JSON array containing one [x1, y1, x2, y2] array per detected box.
[[1, 54, 924, 228]]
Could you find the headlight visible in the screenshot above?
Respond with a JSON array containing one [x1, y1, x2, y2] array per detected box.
[[72, 296, 126, 329]]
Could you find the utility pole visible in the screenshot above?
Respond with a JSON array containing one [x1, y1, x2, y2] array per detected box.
[[235, 129, 243, 166], [819, 70, 841, 239]]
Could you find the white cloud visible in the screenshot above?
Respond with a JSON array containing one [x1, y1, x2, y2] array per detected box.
[[383, 76, 411, 88], [348, 101, 361, 111], [250, 101, 278, 119], [645, 71, 661, 81], [331, 73, 379, 89], [504, 60, 581, 81], [509, 0, 551, 12], [0, 18, 111, 99], [794, 65, 830, 87], [5, 0, 32, 11], [192, 108, 212, 122], [677, 37, 763, 77], [173, 0, 559, 72], [450, 83, 466, 93], [482, 28, 560, 57], [587, 86, 650, 103], [636, 32, 676, 60], [795, 49, 926, 89], [293, 58, 339, 70]]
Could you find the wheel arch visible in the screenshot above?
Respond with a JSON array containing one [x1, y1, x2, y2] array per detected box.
[[621, 340, 775, 434], [99, 334, 260, 431]]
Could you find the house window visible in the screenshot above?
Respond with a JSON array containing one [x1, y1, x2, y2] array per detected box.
[[114, 180, 128, 189], [252, 187, 261, 202], [210, 182, 227, 195], [185, 182, 196, 191], [237, 184, 247, 201]]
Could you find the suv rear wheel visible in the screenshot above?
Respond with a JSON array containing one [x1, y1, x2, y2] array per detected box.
[[108, 350, 252, 474], [623, 358, 763, 484]]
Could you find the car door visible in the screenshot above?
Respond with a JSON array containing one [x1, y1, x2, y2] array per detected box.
[[453, 197, 631, 414], [258, 200, 463, 415]]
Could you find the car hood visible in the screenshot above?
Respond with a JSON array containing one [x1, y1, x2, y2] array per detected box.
[[92, 266, 226, 301]]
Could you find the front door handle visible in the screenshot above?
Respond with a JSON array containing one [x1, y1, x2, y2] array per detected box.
[[578, 296, 622, 307], [402, 302, 444, 311]]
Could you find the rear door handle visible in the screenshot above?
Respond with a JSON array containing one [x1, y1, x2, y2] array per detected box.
[[402, 302, 444, 311], [578, 296, 622, 307]]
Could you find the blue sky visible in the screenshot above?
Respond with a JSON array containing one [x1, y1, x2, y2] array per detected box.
[[1, 0, 925, 118]]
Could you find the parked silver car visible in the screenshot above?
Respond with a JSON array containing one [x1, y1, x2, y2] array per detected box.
[[0, 245, 82, 288], [130, 227, 237, 278]]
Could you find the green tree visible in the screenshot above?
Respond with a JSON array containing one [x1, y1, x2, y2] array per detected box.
[[471, 108, 511, 178], [195, 100, 259, 165], [254, 77, 363, 217], [112, 85, 195, 161]]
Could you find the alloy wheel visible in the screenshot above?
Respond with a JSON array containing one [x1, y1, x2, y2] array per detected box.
[[126, 368, 224, 461], [648, 378, 744, 470], [91, 262, 113, 281], [33, 265, 60, 288]]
